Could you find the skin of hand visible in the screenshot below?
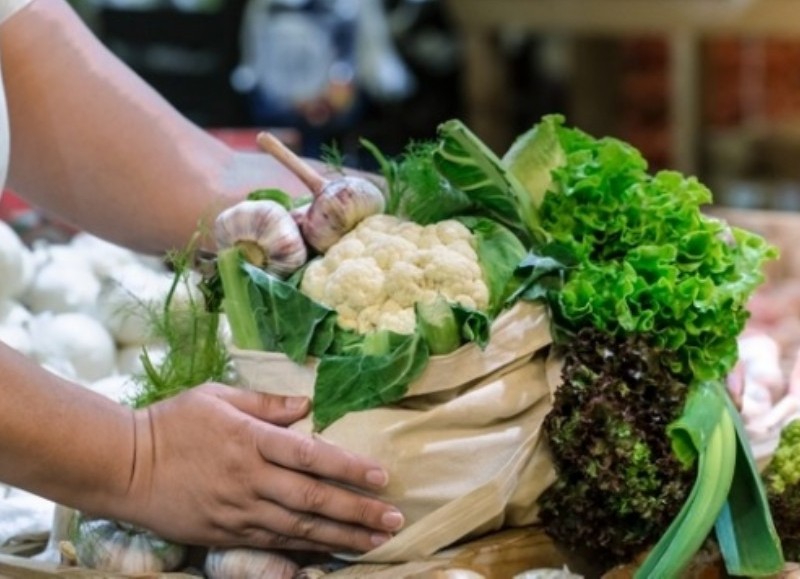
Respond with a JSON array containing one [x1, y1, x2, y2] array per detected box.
[[0, 343, 404, 552], [0, 0, 404, 552], [124, 384, 404, 552]]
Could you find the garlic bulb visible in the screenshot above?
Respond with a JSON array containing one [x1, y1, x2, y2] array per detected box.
[[257, 131, 386, 253], [204, 547, 298, 579], [71, 516, 186, 574], [214, 199, 308, 278], [302, 177, 386, 253]]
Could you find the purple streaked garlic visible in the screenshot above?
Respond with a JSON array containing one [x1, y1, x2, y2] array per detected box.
[[214, 199, 308, 278], [257, 132, 385, 253]]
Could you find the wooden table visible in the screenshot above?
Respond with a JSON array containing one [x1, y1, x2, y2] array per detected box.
[[443, 0, 800, 175]]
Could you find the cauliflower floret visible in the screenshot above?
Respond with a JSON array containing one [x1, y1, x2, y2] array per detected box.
[[448, 239, 479, 260], [418, 227, 443, 249], [423, 249, 488, 311], [356, 214, 404, 236], [423, 248, 482, 285], [299, 258, 327, 303], [322, 258, 386, 309], [323, 237, 366, 271], [435, 220, 473, 245], [364, 234, 418, 270], [356, 304, 383, 334], [377, 306, 416, 335], [385, 262, 425, 307], [394, 220, 424, 245]]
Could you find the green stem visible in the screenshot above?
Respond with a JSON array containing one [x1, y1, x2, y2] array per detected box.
[[635, 382, 736, 578], [217, 248, 263, 350]]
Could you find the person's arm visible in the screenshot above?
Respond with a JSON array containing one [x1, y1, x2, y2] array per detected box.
[[0, 0, 405, 551], [0, 344, 135, 513], [1, 0, 308, 254]]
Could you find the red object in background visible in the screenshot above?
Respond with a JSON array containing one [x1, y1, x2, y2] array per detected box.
[[0, 189, 32, 223]]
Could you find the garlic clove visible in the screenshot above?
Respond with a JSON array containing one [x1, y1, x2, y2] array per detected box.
[[290, 202, 312, 229], [214, 199, 308, 278]]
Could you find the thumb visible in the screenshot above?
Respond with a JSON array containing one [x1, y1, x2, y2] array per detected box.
[[212, 385, 310, 425]]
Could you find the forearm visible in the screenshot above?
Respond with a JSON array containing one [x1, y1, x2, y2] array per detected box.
[[0, 344, 135, 517], [1, 0, 311, 254]]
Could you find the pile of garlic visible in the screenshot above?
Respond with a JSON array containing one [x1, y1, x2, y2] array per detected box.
[[730, 329, 800, 465], [0, 219, 181, 552]]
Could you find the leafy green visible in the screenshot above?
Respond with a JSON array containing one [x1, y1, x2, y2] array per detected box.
[[538, 328, 694, 564], [246, 188, 294, 210], [217, 247, 263, 351], [452, 304, 491, 349], [507, 116, 781, 574], [130, 244, 229, 408], [505, 119, 779, 384], [416, 295, 461, 356], [217, 248, 338, 362], [362, 138, 472, 223], [312, 330, 430, 431], [502, 113, 567, 238], [635, 381, 736, 578], [241, 261, 337, 363], [714, 391, 784, 576], [434, 120, 531, 242], [320, 140, 345, 173]]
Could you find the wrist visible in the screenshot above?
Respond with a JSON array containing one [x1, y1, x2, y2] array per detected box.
[[103, 407, 155, 525]]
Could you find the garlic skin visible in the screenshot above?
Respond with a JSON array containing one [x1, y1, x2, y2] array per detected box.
[[205, 547, 298, 579], [302, 177, 386, 252], [256, 132, 386, 253], [214, 200, 308, 278], [71, 516, 186, 574]]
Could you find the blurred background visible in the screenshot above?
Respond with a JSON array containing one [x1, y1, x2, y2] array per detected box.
[[63, 0, 800, 211]]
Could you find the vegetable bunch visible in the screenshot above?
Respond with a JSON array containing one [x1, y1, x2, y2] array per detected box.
[[137, 115, 784, 575], [494, 116, 782, 575]]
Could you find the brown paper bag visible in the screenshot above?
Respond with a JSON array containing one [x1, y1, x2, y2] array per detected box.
[[231, 300, 557, 562]]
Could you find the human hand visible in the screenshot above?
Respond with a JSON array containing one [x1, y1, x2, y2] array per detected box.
[[117, 383, 404, 552]]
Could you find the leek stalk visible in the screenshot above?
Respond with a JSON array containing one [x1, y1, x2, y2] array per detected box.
[[217, 248, 263, 351]]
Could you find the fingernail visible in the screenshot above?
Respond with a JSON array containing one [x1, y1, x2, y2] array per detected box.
[[381, 510, 404, 531], [365, 468, 388, 487], [284, 396, 308, 411], [371, 532, 392, 547]]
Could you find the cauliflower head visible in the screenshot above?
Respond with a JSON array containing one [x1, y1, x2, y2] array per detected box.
[[300, 214, 489, 334]]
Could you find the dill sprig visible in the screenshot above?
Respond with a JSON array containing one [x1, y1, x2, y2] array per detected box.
[[129, 234, 229, 408]]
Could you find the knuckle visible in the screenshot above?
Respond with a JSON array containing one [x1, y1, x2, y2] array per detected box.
[[299, 480, 330, 512], [196, 382, 224, 397], [263, 530, 292, 550], [255, 392, 279, 416], [287, 513, 317, 540], [353, 497, 376, 526], [294, 436, 318, 468]]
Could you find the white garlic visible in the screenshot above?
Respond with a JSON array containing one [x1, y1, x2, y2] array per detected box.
[[257, 132, 386, 253], [205, 547, 298, 579], [70, 516, 186, 574], [302, 177, 386, 252], [214, 199, 308, 278]]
